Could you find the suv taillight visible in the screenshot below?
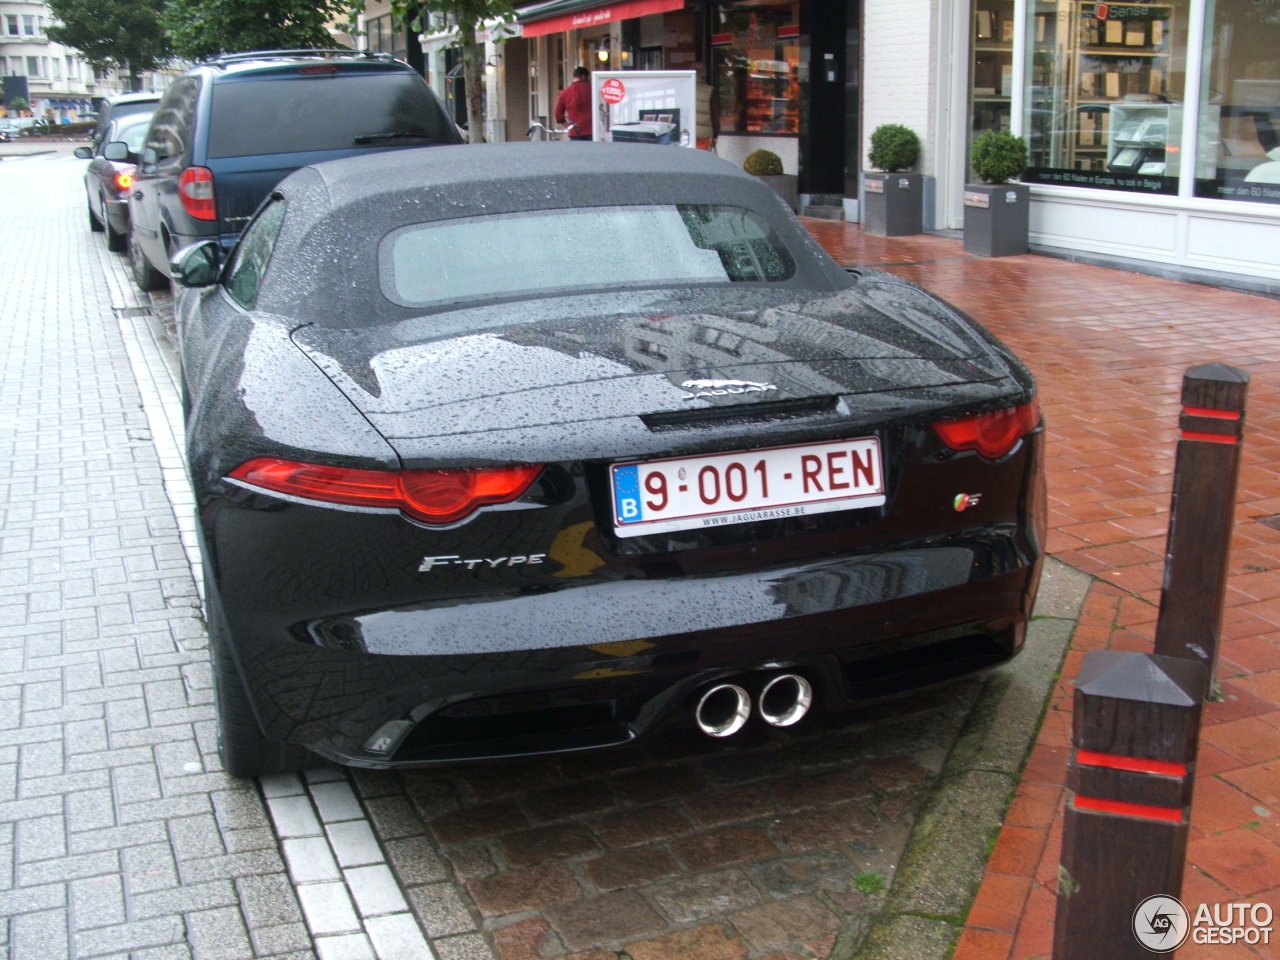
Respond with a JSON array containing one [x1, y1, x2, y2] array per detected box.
[[179, 167, 216, 221]]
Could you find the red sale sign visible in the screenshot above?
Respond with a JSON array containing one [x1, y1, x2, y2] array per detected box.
[[601, 78, 626, 104]]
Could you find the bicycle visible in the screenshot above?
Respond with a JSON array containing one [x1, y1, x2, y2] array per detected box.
[[527, 121, 580, 142]]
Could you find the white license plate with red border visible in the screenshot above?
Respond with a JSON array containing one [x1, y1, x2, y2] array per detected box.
[[610, 437, 885, 538]]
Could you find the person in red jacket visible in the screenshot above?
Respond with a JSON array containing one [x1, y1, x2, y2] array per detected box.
[[554, 67, 594, 140]]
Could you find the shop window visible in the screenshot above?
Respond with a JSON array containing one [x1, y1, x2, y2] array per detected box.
[[1021, 1, 1188, 195], [971, 1, 1017, 134], [711, 0, 800, 135], [1194, 0, 1280, 205]]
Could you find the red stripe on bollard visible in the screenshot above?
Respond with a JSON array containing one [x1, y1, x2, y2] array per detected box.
[[1180, 430, 1239, 444], [1183, 405, 1241, 420], [1073, 795, 1184, 823], [1076, 750, 1187, 777]]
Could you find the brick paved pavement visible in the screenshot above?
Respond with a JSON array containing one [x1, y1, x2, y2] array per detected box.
[[0, 150, 436, 959], [0, 153, 301, 957], [803, 222, 1280, 960]]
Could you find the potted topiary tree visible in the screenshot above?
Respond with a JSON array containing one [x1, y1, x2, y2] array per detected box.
[[863, 124, 923, 236], [964, 129, 1030, 257], [743, 148, 798, 213]]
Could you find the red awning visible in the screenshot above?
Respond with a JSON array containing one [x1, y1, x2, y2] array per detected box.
[[520, 0, 685, 38]]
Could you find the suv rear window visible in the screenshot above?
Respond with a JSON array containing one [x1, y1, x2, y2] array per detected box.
[[208, 72, 455, 158]]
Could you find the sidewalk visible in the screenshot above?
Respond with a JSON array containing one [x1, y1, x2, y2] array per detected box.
[[801, 221, 1280, 960]]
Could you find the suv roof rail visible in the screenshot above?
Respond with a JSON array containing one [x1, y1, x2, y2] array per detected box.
[[208, 49, 395, 67]]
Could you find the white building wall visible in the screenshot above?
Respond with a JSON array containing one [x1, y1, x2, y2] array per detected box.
[[861, 0, 938, 177]]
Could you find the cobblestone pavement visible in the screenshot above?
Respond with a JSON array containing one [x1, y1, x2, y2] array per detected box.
[[2, 150, 1083, 960]]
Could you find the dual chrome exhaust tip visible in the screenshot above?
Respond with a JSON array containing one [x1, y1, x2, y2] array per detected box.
[[694, 673, 814, 738]]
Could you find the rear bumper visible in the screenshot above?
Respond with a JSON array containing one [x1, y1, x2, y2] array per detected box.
[[104, 197, 129, 234], [206, 417, 1046, 768], [222, 542, 1041, 768]]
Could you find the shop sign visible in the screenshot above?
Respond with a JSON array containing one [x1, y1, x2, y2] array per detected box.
[[1094, 3, 1155, 20], [864, 179, 885, 194], [601, 78, 626, 104], [964, 190, 991, 208]]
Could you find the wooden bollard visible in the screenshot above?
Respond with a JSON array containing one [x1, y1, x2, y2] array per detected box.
[[1053, 650, 1207, 959], [1153, 362, 1249, 696]]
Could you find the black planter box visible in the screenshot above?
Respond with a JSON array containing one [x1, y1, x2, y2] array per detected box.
[[963, 183, 1030, 257], [863, 172, 923, 236]]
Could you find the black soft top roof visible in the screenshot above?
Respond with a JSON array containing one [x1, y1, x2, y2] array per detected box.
[[296, 140, 776, 215], [254, 142, 848, 324]]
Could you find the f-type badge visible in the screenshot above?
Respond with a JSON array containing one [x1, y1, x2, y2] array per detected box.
[[681, 378, 779, 401]]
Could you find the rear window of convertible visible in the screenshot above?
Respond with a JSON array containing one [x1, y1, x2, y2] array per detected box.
[[380, 204, 796, 307]]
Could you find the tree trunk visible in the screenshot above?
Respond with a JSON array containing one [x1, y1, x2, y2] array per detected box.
[[459, 24, 485, 143]]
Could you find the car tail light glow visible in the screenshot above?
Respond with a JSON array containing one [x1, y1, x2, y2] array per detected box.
[[113, 168, 134, 194], [933, 400, 1041, 460], [179, 166, 216, 221], [228, 458, 544, 525]]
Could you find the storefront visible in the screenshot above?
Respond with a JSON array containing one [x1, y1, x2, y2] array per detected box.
[[512, 0, 856, 202], [959, 0, 1280, 284]]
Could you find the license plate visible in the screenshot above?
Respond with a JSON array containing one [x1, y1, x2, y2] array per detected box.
[[610, 437, 885, 538]]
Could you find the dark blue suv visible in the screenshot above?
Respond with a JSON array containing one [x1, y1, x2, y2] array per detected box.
[[128, 49, 462, 291]]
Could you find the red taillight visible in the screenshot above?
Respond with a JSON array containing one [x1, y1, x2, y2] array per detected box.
[[113, 168, 134, 194], [934, 400, 1041, 460], [228, 458, 544, 525], [179, 166, 216, 221]]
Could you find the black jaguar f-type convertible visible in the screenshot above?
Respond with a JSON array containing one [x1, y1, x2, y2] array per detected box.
[[169, 142, 1045, 776]]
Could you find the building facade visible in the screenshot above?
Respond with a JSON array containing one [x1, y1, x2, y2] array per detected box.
[[493, 0, 1277, 288], [493, 0, 856, 206], [1, 0, 172, 121], [952, 0, 1280, 287]]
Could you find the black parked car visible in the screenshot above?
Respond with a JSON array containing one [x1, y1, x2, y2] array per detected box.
[[170, 142, 1045, 777], [75, 114, 151, 252], [128, 49, 462, 293]]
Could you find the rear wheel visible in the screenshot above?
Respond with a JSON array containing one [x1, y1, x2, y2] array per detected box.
[[88, 199, 104, 232], [206, 578, 313, 778], [129, 230, 168, 292]]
